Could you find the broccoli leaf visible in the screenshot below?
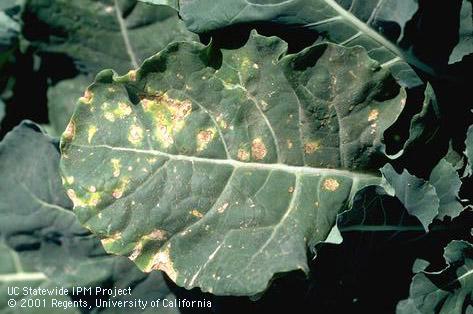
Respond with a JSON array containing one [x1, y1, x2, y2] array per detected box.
[[397, 240, 473, 314], [449, 0, 473, 64], [60, 31, 407, 296], [23, 0, 197, 74], [142, 0, 423, 87]]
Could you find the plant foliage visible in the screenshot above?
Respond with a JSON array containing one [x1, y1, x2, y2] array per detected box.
[[0, 0, 472, 312]]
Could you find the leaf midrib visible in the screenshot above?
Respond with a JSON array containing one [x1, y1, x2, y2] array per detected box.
[[72, 143, 380, 179], [113, 0, 139, 69], [322, 0, 404, 61]]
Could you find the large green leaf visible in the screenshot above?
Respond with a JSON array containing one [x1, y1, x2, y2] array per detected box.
[[144, 0, 422, 87], [397, 240, 473, 314], [23, 0, 197, 74], [449, 0, 473, 64], [0, 122, 180, 313], [60, 31, 407, 295]]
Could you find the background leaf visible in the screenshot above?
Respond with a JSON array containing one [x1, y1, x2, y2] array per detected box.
[[397, 240, 473, 314], [449, 0, 473, 64], [22, 0, 197, 74], [151, 0, 423, 87], [380, 164, 439, 231]]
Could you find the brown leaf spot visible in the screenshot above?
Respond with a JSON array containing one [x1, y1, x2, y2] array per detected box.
[[368, 109, 379, 122], [79, 89, 93, 104], [148, 247, 178, 281], [196, 128, 216, 151], [323, 178, 340, 191], [63, 120, 76, 141], [251, 138, 267, 160], [217, 202, 229, 213], [304, 142, 320, 154], [145, 229, 167, 241], [190, 209, 204, 218]]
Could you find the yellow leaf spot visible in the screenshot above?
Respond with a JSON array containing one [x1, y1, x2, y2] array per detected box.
[[65, 176, 74, 184], [104, 111, 115, 122], [141, 93, 192, 148], [79, 90, 93, 104], [323, 178, 340, 191], [101, 233, 122, 249], [112, 177, 130, 199], [66, 189, 82, 208], [127, 70, 137, 81], [216, 114, 227, 129], [66, 189, 101, 208], [190, 209, 204, 218], [146, 246, 178, 281], [147, 158, 157, 164], [237, 149, 250, 161], [114, 102, 132, 119], [111, 159, 121, 177], [287, 139, 293, 149], [128, 125, 144, 145], [196, 128, 216, 151], [88, 186, 96, 193], [217, 202, 229, 213], [251, 138, 267, 160], [241, 57, 251, 69], [87, 125, 97, 143], [129, 242, 142, 261], [253, 63, 259, 69], [368, 109, 379, 122]]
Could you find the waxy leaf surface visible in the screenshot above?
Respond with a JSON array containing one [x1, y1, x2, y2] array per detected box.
[[61, 32, 406, 295], [397, 240, 473, 314], [147, 0, 422, 87], [449, 0, 473, 64], [23, 0, 197, 74]]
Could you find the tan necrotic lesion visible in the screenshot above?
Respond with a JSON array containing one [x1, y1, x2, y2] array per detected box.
[[140, 93, 192, 148]]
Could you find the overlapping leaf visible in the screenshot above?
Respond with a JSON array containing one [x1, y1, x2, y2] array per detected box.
[[23, 0, 197, 74], [0, 243, 77, 314], [141, 0, 423, 87], [397, 240, 473, 314], [0, 0, 22, 71], [0, 122, 179, 313], [60, 31, 407, 295], [449, 0, 473, 64]]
